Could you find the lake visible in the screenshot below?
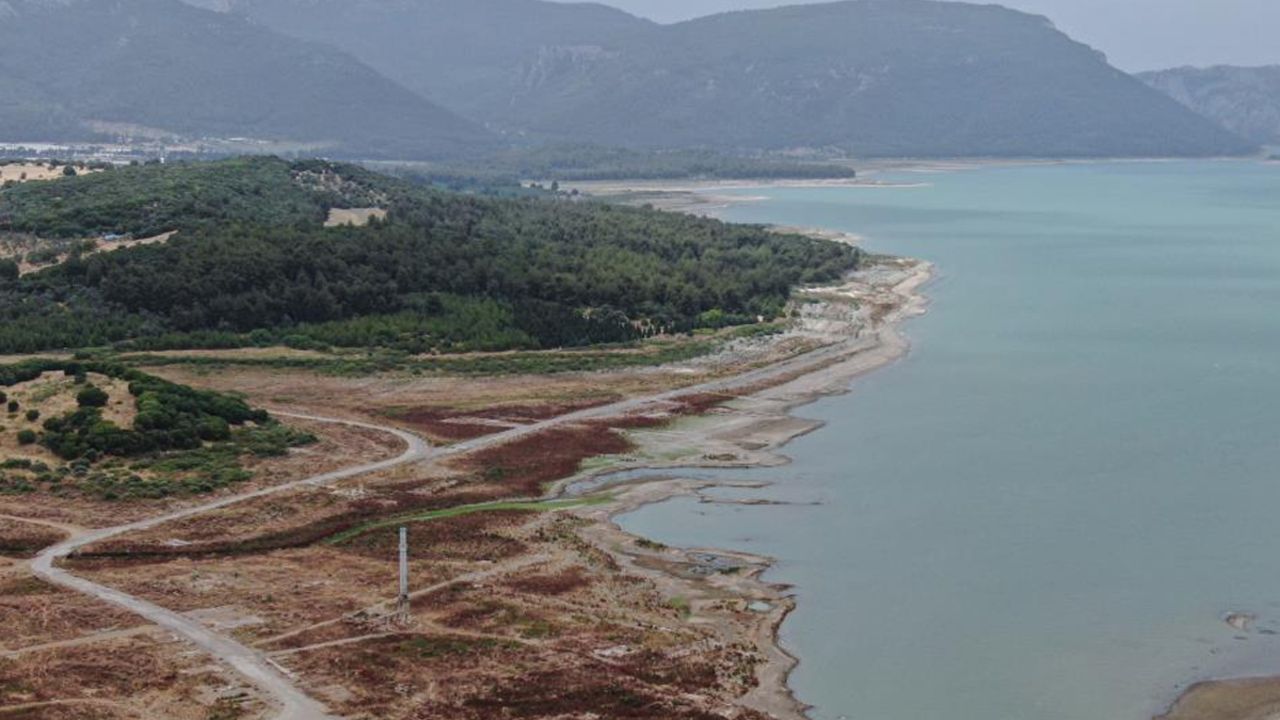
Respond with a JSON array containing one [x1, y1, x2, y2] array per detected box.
[[617, 161, 1280, 720]]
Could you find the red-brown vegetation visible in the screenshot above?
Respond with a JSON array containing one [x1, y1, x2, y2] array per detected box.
[[0, 520, 65, 557], [338, 510, 533, 562], [454, 420, 636, 497], [505, 568, 590, 596]]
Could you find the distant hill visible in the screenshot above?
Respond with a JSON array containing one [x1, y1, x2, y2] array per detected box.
[[184, 0, 655, 122], [0, 0, 496, 159], [1140, 66, 1280, 146], [192, 0, 1256, 158]]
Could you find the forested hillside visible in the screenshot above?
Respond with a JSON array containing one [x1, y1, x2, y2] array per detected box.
[[182, 0, 655, 122], [1141, 66, 1280, 146], [0, 158, 859, 354], [416, 145, 857, 183], [193, 0, 1256, 158], [0, 0, 495, 159]]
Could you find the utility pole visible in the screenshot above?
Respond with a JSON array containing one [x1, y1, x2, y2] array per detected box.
[[396, 526, 410, 625]]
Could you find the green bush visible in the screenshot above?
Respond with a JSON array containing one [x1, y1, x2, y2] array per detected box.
[[16, 429, 37, 445], [1, 359, 266, 463], [76, 386, 110, 408]]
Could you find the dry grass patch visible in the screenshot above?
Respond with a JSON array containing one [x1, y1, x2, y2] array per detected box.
[[146, 364, 689, 427], [0, 519, 65, 557], [324, 207, 387, 227], [0, 163, 99, 185], [0, 635, 265, 719], [0, 575, 141, 650], [66, 547, 433, 645]]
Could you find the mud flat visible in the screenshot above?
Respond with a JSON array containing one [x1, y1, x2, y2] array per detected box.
[[567, 176, 923, 217], [558, 257, 933, 718], [1158, 677, 1280, 720]]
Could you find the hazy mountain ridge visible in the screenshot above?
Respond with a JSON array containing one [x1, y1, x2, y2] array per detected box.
[[1140, 65, 1280, 146], [184, 0, 1256, 158], [0, 0, 496, 158], [184, 0, 656, 121]]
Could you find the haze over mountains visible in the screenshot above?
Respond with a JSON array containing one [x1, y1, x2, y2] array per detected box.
[[0, 0, 1261, 159], [186, 0, 656, 124], [1141, 66, 1280, 146], [0, 0, 495, 159], [188, 0, 1254, 158]]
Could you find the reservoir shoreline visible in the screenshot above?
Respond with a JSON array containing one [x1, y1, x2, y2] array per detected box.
[[578, 162, 1280, 717], [552, 213, 934, 718]]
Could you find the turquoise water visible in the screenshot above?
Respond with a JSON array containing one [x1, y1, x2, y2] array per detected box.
[[617, 161, 1280, 720]]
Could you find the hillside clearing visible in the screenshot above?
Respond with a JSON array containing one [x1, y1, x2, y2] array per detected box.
[[324, 207, 387, 227]]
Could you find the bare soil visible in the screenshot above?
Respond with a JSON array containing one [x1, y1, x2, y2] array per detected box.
[[0, 164, 99, 184], [324, 208, 387, 227]]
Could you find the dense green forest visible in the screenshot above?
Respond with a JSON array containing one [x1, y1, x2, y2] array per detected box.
[[1, 157, 386, 238], [0, 157, 859, 354]]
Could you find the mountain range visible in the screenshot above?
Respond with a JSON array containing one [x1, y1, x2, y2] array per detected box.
[[1141, 66, 1280, 147], [186, 0, 1258, 158], [0, 0, 1261, 159], [0, 0, 495, 159]]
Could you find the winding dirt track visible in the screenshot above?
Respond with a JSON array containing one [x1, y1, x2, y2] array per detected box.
[[29, 414, 430, 720], [22, 327, 895, 719]]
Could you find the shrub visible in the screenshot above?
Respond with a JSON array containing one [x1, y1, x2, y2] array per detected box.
[[6, 400, 17, 413], [24, 409, 39, 422], [76, 386, 110, 408], [16, 429, 37, 445]]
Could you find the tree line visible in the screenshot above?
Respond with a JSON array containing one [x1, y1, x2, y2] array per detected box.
[[0, 157, 860, 354]]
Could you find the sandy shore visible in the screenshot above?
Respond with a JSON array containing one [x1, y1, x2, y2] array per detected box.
[[567, 156, 1263, 219], [557, 256, 934, 719], [1157, 675, 1280, 720], [569, 176, 925, 217]]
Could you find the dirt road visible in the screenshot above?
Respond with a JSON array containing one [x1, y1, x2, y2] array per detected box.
[[29, 415, 430, 720]]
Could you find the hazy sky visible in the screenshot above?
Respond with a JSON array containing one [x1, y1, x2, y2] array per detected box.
[[571, 0, 1280, 71]]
